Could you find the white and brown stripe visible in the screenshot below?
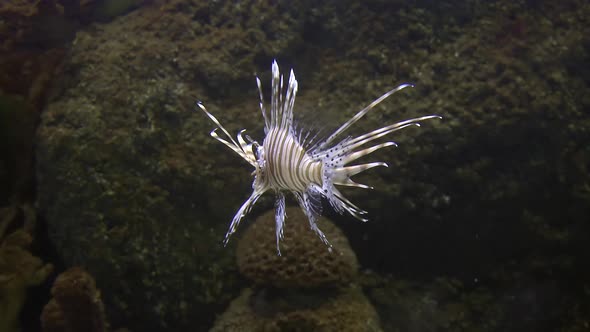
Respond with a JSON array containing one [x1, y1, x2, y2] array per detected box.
[[263, 127, 322, 192]]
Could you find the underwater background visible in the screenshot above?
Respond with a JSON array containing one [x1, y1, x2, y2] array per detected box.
[[1, 0, 588, 331]]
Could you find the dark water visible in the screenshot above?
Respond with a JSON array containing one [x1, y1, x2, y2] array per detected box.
[[1, 0, 588, 331]]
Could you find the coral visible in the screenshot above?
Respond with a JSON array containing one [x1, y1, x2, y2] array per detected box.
[[215, 208, 379, 330], [236, 207, 358, 288], [211, 286, 382, 332], [213, 208, 380, 331], [41, 267, 108, 332], [0, 204, 53, 332]]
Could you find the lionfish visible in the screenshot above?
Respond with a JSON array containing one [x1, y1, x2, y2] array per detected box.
[[197, 60, 440, 255]]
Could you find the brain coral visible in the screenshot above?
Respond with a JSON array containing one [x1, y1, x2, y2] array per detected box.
[[236, 207, 358, 288]]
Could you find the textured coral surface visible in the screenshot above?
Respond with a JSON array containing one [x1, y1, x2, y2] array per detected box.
[[217, 208, 379, 331], [237, 207, 358, 288]]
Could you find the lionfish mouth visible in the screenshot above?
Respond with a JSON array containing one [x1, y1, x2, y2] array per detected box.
[[197, 60, 441, 255]]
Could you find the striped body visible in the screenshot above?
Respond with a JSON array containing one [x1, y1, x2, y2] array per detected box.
[[264, 128, 322, 191], [197, 60, 440, 255]]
